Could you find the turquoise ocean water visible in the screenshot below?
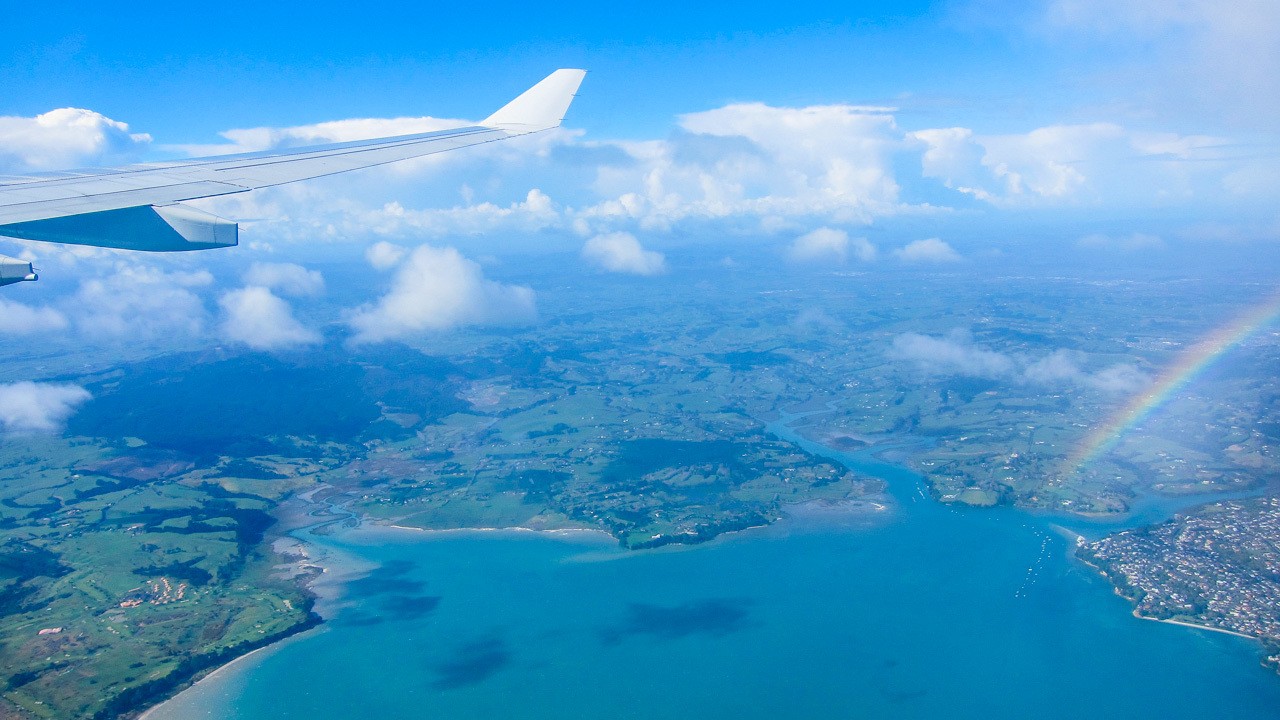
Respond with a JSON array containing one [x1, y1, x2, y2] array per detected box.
[[150, 431, 1280, 720]]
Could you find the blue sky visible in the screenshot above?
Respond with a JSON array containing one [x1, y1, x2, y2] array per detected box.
[[0, 0, 1208, 139], [1, 1, 1279, 377], [2, 1, 1277, 242]]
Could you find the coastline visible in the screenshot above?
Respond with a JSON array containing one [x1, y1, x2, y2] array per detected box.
[[1134, 613, 1256, 641], [131, 517, 369, 720], [134, 638, 305, 720], [1076, 547, 1263, 646], [382, 522, 614, 541]]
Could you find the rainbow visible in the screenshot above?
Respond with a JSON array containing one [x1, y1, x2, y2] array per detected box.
[[1068, 288, 1280, 473]]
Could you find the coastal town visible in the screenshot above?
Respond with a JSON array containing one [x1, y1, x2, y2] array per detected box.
[[1079, 496, 1280, 670]]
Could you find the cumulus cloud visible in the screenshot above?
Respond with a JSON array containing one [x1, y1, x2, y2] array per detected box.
[[346, 189, 562, 239], [127, 91, 1277, 245], [581, 232, 667, 275], [1023, 350, 1150, 393], [891, 330, 1016, 377], [0, 108, 151, 172], [10, 86, 1266, 252], [578, 104, 907, 234], [218, 287, 321, 351], [891, 332, 1149, 393], [0, 382, 91, 433], [366, 241, 407, 270], [243, 262, 325, 297], [911, 123, 1231, 206], [787, 227, 877, 264], [0, 298, 68, 334], [895, 238, 961, 263], [67, 265, 212, 340], [172, 116, 471, 157], [347, 245, 536, 343]]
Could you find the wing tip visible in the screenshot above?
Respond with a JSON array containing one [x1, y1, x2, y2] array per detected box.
[[481, 69, 587, 133]]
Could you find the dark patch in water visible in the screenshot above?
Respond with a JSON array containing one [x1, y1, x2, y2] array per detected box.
[[381, 594, 441, 620], [333, 612, 385, 627], [432, 637, 510, 690], [601, 598, 752, 644], [348, 560, 426, 597]]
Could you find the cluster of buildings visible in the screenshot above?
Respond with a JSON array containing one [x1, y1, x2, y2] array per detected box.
[[1080, 497, 1280, 643]]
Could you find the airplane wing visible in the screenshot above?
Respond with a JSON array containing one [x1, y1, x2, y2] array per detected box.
[[0, 69, 585, 279]]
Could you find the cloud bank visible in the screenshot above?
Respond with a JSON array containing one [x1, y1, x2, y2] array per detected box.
[[0, 298, 68, 334], [787, 227, 877, 264], [0, 382, 91, 433], [0, 108, 151, 172], [242, 262, 325, 297], [581, 232, 667, 275], [348, 245, 536, 343], [895, 238, 961, 264], [68, 266, 213, 341], [890, 330, 1148, 394], [218, 286, 321, 350]]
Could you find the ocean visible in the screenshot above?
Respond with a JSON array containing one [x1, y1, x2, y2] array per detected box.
[[148, 435, 1280, 720]]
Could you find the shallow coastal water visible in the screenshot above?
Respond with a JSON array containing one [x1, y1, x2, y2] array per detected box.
[[149, 439, 1280, 720]]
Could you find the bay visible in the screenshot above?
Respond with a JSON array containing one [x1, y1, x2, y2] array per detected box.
[[148, 436, 1280, 720]]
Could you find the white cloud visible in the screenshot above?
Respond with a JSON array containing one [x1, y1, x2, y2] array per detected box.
[[911, 123, 1232, 207], [1023, 349, 1150, 394], [581, 232, 667, 275], [354, 189, 561, 238], [895, 238, 962, 263], [172, 116, 471, 157], [1077, 233, 1165, 252], [0, 298, 68, 334], [891, 330, 1016, 377], [0, 382, 91, 433], [892, 334, 1150, 394], [1021, 349, 1083, 384], [347, 245, 536, 343], [67, 265, 212, 340], [8, 88, 1266, 253], [366, 241, 407, 270], [787, 227, 876, 264], [218, 286, 321, 351], [1087, 364, 1151, 394], [0, 108, 151, 172], [243, 262, 325, 297], [578, 104, 908, 234], [1044, 0, 1280, 131]]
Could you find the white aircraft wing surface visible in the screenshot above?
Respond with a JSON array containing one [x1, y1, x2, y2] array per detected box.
[[0, 69, 585, 269]]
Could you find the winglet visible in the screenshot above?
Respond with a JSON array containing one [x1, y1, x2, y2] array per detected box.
[[482, 69, 587, 133]]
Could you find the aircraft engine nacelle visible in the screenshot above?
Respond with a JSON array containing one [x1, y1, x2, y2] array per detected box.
[[0, 254, 37, 286], [0, 203, 238, 252]]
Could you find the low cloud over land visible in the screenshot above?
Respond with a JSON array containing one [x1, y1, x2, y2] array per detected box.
[[218, 286, 321, 351], [348, 245, 536, 343], [0, 382, 91, 433], [894, 238, 961, 264], [788, 228, 876, 264], [890, 330, 1148, 394], [581, 232, 667, 275]]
